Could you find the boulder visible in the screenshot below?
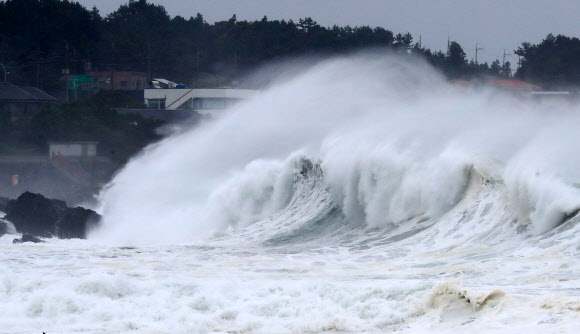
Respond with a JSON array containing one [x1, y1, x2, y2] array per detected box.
[[4, 192, 101, 239], [13, 233, 44, 243], [55, 207, 101, 239], [4, 192, 67, 237]]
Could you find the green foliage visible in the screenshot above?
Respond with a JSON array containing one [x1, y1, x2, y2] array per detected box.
[[1, 0, 578, 90], [490, 60, 501, 76], [1, 94, 161, 163], [445, 42, 467, 78], [0, 0, 100, 89], [0, 0, 458, 88], [500, 61, 512, 78], [515, 34, 580, 87]]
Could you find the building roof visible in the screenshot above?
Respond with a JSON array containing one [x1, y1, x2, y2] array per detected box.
[[450, 79, 472, 86], [451, 78, 541, 91], [0, 82, 57, 102]]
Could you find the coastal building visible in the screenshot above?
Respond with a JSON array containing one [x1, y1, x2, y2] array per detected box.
[[0, 82, 56, 118], [49, 142, 98, 159], [88, 71, 147, 90], [451, 77, 580, 101], [149, 78, 186, 89], [144, 88, 256, 115], [486, 78, 541, 93], [452, 77, 541, 93], [116, 88, 256, 122]]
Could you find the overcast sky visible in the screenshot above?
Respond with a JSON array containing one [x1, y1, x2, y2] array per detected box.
[[76, 0, 580, 67]]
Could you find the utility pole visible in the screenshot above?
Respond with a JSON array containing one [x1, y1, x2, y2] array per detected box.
[[0, 39, 7, 75], [147, 40, 151, 82], [65, 41, 69, 102], [0, 63, 6, 83], [35, 47, 42, 87], [502, 49, 512, 66], [475, 43, 484, 64]]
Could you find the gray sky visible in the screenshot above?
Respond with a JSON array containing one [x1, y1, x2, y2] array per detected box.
[[77, 0, 580, 67]]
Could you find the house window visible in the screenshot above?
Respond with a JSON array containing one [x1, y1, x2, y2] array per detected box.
[[148, 99, 166, 109], [192, 99, 202, 110], [202, 98, 227, 109]]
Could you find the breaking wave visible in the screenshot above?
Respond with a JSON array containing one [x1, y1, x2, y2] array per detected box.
[[92, 54, 580, 251]]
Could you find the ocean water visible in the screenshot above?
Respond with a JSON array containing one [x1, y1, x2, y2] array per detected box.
[[1, 55, 580, 333]]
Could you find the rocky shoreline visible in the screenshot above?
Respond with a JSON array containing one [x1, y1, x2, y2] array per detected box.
[[0, 192, 100, 242]]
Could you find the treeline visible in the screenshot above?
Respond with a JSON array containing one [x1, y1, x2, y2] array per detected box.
[[1, 0, 579, 91]]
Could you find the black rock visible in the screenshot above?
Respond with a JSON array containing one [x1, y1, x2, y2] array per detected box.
[[4, 192, 101, 239], [13, 233, 44, 243], [55, 207, 101, 239], [5, 192, 67, 237]]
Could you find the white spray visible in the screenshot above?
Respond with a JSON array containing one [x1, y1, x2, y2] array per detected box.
[[91, 54, 580, 244]]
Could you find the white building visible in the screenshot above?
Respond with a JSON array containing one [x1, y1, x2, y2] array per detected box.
[[144, 88, 256, 115], [49, 142, 98, 159]]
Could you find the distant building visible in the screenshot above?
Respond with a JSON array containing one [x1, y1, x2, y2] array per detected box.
[[0, 82, 56, 118], [150, 78, 186, 89], [451, 77, 580, 100], [88, 71, 147, 90], [49, 142, 98, 159], [144, 88, 256, 115], [528, 91, 580, 102], [486, 78, 541, 92], [115, 88, 256, 122], [452, 77, 541, 92]]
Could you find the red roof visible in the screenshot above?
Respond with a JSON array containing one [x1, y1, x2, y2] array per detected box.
[[487, 78, 540, 90], [451, 79, 472, 86]]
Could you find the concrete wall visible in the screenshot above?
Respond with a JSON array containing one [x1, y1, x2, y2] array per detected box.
[[144, 89, 256, 110], [49, 143, 97, 158], [0, 155, 116, 205], [115, 108, 198, 122]]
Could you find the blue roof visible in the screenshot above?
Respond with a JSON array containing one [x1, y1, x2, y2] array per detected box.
[[0, 83, 56, 102]]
